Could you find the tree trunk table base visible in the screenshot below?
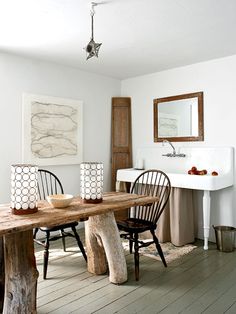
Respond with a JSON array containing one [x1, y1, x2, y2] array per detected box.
[[3, 230, 39, 314], [85, 212, 127, 284], [0, 237, 4, 313], [0, 192, 157, 310]]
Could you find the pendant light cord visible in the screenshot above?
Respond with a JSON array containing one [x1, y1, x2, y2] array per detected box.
[[90, 2, 97, 40], [91, 12, 94, 40]]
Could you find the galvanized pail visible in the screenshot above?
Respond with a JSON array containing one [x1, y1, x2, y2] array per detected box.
[[213, 225, 236, 252]]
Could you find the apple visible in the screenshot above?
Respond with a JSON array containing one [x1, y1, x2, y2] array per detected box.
[[198, 170, 206, 175], [188, 168, 207, 175], [188, 167, 199, 174]]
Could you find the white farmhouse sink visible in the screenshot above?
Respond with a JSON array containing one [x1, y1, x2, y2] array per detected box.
[[117, 168, 233, 191], [168, 172, 233, 190], [116, 146, 234, 250]]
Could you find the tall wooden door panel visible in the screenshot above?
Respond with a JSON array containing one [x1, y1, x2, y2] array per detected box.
[[111, 97, 132, 192]]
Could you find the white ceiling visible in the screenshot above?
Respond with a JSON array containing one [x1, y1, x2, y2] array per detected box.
[[0, 0, 236, 79]]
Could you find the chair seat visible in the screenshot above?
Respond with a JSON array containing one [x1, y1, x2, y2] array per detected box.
[[117, 218, 155, 233], [40, 221, 78, 232]]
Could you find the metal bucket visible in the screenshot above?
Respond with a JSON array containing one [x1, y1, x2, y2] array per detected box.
[[213, 225, 236, 252]]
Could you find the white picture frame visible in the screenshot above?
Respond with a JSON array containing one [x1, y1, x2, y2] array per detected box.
[[22, 93, 83, 166]]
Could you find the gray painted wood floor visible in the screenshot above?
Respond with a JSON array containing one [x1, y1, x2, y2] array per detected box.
[[35, 229, 236, 314]]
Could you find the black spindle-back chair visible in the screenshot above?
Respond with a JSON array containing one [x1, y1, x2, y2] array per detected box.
[[117, 169, 171, 281], [37, 169, 64, 200], [34, 169, 87, 279]]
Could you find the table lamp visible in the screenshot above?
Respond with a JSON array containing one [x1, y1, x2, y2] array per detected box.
[[11, 164, 38, 215], [80, 162, 103, 203]]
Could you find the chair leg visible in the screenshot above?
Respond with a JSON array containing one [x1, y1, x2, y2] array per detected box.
[[60, 229, 66, 252], [151, 230, 167, 267], [33, 227, 38, 239], [72, 226, 87, 262], [134, 233, 139, 281], [43, 231, 50, 279], [129, 233, 133, 254]]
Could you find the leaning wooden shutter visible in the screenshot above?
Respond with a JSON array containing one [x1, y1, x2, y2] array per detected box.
[[111, 97, 132, 192]]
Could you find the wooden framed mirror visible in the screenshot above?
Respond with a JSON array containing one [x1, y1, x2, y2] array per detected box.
[[153, 91, 204, 142]]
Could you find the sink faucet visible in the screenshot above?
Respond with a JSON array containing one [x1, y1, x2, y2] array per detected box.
[[162, 139, 186, 157], [162, 140, 176, 155]]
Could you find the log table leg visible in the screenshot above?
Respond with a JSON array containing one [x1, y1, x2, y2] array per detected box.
[[0, 237, 4, 313], [85, 211, 127, 284], [3, 230, 39, 314]]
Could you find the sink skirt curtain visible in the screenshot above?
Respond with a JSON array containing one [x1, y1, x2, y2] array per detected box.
[[156, 187, 195, 246]]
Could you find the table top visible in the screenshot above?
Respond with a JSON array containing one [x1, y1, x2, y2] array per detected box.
[[0, 192, 157, 236]]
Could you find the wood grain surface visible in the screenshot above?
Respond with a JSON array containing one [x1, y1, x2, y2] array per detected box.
[[0, 192, 157, 236]]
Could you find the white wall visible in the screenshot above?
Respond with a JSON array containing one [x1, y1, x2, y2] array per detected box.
[[2, 51, 236, 242], [121, 54, 236, 241], [0, 52, 121, 203]]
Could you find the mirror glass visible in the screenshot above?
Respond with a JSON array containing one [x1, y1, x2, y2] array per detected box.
[[153, 92, 204, 142]]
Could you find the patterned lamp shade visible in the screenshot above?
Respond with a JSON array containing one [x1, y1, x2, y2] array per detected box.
[[11, 164, 38, 215], [80, 162, 103, 203]]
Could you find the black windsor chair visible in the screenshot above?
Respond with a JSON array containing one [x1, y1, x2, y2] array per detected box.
[[34, 169, 87, 279], [117, 169, 171, 281]]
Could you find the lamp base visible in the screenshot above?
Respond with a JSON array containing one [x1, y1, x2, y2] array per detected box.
[[11, 207, 38, 215], [82, 198, 103, 204]]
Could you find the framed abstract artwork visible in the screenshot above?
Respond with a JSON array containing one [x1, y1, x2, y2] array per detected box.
[[22, 93, 83, 166]]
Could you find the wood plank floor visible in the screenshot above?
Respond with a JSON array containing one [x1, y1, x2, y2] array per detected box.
[[35, 229, 236, 314]]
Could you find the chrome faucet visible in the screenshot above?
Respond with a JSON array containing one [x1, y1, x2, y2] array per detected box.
[[162, 140, 176, 155], [162, 139, 186, 157]]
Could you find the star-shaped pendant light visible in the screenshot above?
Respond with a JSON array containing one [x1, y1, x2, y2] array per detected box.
[[85, 2, 102, 60]]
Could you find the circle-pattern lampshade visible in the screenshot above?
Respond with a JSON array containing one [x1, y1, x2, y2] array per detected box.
[[11, 164, 38, 215], [80, 162, 103, 203]]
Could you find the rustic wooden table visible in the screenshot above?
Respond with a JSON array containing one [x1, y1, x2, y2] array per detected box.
[[0, 192, 157, 314]]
